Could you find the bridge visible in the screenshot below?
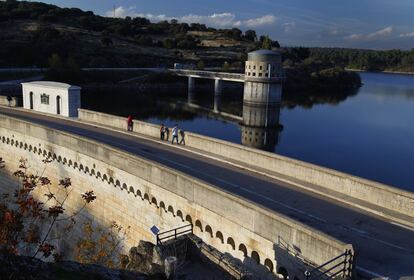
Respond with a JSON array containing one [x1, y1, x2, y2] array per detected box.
[[0, 106, 413, 279], [171, 69, 246, 82]]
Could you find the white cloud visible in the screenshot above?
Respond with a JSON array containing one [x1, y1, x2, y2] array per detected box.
[[346, 26, 393, 41], [282, 22, 296, 33], [105, 6, 135, 18], [105, 7, 276, 29], [399, 32, 414, 38], [179, 13, 240, 28], [243, 15, 277, 28], [366, 26, 393, 39], [347, 34, 364, 40]]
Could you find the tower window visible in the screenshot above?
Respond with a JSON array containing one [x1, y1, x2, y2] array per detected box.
[[259, 73, 262, 77]]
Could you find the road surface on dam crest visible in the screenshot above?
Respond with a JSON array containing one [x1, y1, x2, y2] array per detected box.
[[0, 107, 413, 280]]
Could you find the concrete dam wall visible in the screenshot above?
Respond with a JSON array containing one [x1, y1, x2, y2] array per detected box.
[[0, 114, 352, 279]]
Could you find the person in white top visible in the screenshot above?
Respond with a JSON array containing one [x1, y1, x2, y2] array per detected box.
[[171, 124, 179, 144]]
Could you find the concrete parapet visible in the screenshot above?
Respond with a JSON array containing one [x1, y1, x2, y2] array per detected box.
[[0, 95, 21, 107], [78, 109, 414, 224]]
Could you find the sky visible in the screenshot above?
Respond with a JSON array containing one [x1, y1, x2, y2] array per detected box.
[[35, 0, 414, 49]]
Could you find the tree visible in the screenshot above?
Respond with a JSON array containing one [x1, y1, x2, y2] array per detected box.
[[163, 38, 176, 49], [244, 30, 257, 42], [0, 157, 96, 259], [272, 40, 281, 49], [75, 221, 129, 268], [101, 36, 113, 47], [197, 60, 205, 70], [222, 61, 230, 72], [261, 35, 273, 50]]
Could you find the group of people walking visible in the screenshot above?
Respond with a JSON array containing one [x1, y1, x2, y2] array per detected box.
[[160, 124, 185, 145], [126, 115, 185, 145]]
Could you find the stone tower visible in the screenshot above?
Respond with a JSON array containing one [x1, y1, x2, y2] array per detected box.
[[241, 50, 283, 151]]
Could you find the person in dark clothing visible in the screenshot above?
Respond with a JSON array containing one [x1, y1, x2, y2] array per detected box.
[[127, 115, 133, 131], [6, 95, 12, 107], [171, 124, 179, 144], [160, 124, 165, 140], [165, 126, 170, 141], [179, 129, 185, 145]]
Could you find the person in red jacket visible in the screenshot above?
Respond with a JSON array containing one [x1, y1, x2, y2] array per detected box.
[[127, 115, 133, 131]]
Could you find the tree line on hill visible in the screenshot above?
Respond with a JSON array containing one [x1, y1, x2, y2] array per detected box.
[[310, 48, 414, 73]]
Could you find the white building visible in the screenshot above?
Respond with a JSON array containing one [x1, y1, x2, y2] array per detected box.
[[21, 81, 81, 117]]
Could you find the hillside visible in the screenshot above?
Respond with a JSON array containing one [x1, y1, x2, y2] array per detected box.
[[0, 0, 268, 68]]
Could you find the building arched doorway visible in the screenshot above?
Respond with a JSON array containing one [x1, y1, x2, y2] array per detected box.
[[56, 95, 61, 114], [29, 92, 34, 109]]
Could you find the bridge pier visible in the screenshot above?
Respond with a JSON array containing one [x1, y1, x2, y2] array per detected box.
[[188, 77, 196, 104], [188, 77, 195, 92], [213, 79, 222, 112]]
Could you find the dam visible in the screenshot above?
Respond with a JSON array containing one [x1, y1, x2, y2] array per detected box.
[[0, 51, 413, 280]]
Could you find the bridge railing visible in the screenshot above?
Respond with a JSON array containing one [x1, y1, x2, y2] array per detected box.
[[156, 224, 193, 245], [170, 69, 245, 81], [304, 249, 354, 280]]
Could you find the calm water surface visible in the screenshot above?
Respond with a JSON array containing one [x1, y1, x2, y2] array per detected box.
[[84, 72, 414, 191]]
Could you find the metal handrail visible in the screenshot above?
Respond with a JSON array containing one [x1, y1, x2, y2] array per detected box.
[[170, 69, 245, 81], [156, 223, 193, 245], [305, 249, 353, 280]]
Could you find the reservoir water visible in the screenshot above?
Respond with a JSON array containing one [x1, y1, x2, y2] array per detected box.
[[83, 72, 414, 191]]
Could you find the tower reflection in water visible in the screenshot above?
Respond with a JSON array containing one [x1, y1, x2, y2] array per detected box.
[[241, 96, 282, 152]]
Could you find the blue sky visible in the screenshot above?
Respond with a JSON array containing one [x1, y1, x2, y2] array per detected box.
[[37, 0, 414, 49]]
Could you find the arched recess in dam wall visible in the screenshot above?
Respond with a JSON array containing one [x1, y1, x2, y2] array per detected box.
[[0, 115, 353, 279]]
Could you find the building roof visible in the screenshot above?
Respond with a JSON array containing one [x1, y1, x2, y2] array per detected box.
[[21, 81, 81, 90], [248, 49, 280, 55], [248, 49, 281, 62]]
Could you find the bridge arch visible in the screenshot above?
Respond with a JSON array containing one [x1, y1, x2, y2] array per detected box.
[[143, 193, 150, 203], [205, 225, 213, 238], [159, 201, 166, 211], [251, 251, 260, 265], [277, 267, 289, 280], [195, 220, 203, 232], [129, 186, 135, 194], [264, 258, 274, 272], [151, 197, 158, 207], [136, 189, 142, 198], [185, 215, 192, 224], [226, 237, 235, 250], [109, 177, 115, 185], [215, 231, 224, 244], [238, 244, 247, 257], [168, 206, 174, 216], [176, 210, 183, 221]]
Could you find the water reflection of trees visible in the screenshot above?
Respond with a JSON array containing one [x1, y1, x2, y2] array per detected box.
[[282, 87, 360, 109], [82, 83, 360, 121]]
